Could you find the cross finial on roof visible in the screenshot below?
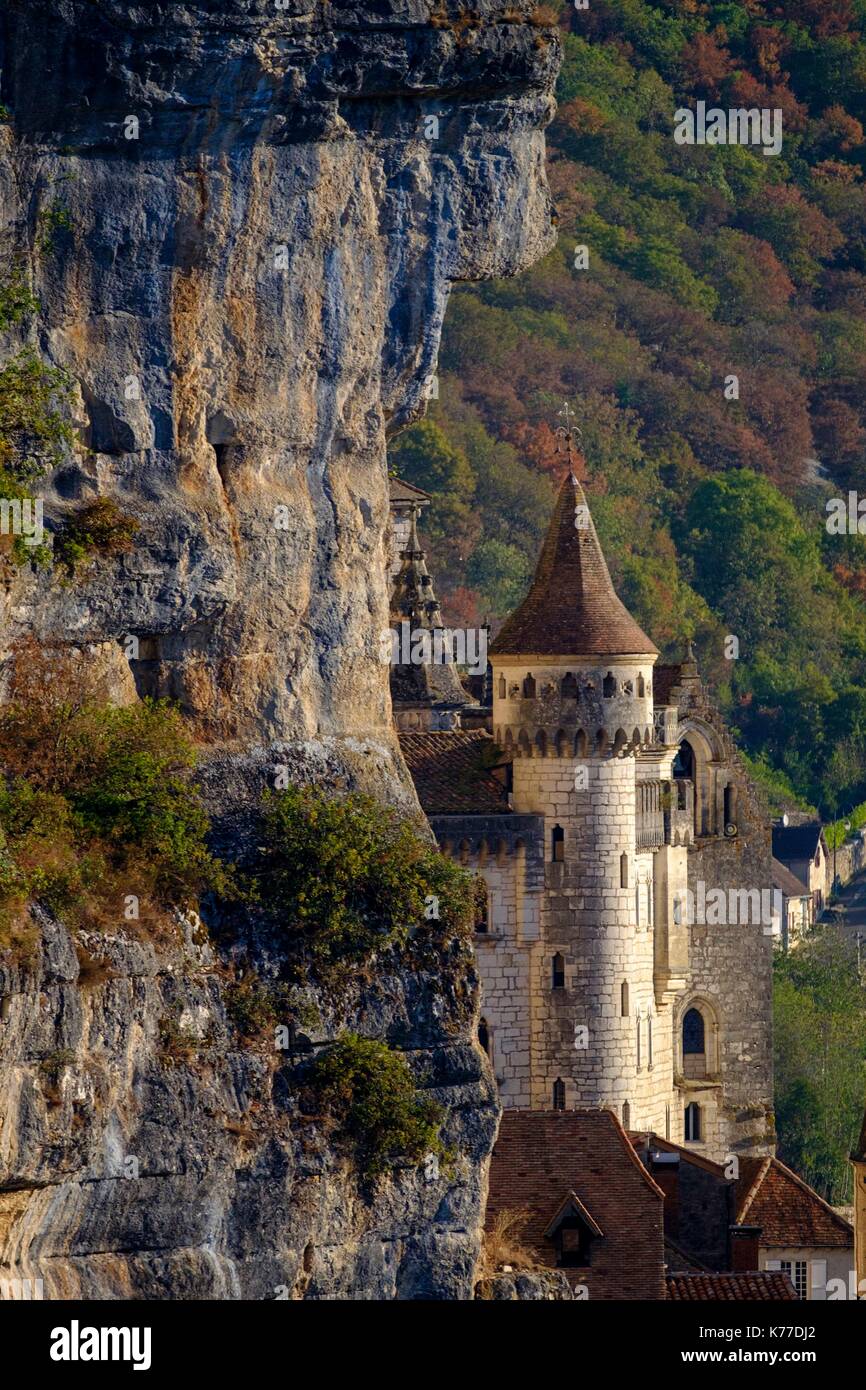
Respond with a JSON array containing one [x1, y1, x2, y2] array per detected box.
[[555, 400, 583, 473]]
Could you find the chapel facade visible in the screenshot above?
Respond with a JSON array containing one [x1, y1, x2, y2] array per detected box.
[[390, 468, 776, 1164]]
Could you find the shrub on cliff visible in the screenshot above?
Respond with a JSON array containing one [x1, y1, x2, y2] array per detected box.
[[306, 1032, 444, 1178], [0, 643, 228, 945], [257, 785, 476, 965]]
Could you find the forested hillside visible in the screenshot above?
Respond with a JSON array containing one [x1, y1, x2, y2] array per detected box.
[[390, 0, 866, 815]]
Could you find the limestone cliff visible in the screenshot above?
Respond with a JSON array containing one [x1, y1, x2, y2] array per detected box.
[[0, 2, 558, 1299]]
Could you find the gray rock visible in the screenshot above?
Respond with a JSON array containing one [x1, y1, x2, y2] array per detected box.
[[0, 2, 559, 1299]]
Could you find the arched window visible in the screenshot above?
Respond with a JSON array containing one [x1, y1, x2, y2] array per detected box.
[[478, 1018, 490, 1057], [673, 740, 694, 780], [498, 674, 506, 699], [620, 852, 629, 888], [683, 1008, 705, 1055], [523, 673, 536, 699], [637, 673, 645, 698], [535, 729, 547, 758], [684, 1102, 702, 1143], [552, 824, 565, 863], [552, 952, 565, 989], [621, 981, 630, 1017], [622, 1100, 631, 1129], [553, 1077, 566, 1111], [561, 672, 578, 699], [603, 672, 616, 698]]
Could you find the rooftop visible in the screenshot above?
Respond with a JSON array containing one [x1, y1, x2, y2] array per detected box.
[[399, 729, 510, 815], [735, 1156, 853, 1249], [486, 1108, 666, 1300], [771, 856, 810, 898], [388, 475, 431, 506], [772, 822, 825, 862], [666, 1272, 797, 1301], [489, 471, 658, 660]]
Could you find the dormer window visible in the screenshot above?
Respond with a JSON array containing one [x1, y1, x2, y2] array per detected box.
[[545, 1192, 603, 1270]]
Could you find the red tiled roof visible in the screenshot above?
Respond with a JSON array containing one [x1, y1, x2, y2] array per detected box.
[[489, 472, 658, 659], [667, 1272, 798, 1301], [399, 729, 510, 815], [486, 1109, 666, 1300], [735, 1157, 853, 1249]]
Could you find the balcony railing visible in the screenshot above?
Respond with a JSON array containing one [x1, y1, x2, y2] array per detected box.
[[636, 778, 694, 849]]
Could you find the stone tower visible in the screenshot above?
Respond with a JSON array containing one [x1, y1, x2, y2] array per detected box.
[[488, 471, 691, 1135]]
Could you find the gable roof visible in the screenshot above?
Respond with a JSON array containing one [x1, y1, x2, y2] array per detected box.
[[772, 822, 825, 862], [489, 472, 658, 659], [666, 1272, 797, 1301], [486, 1108, 666, 1300], [399, 729, 510, 815], [544, 1190, 604, 1239], [771, 856, 810, 898], [735, 1156, 853, 1249]]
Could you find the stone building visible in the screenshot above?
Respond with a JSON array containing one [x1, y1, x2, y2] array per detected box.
[[390, 469, 776, 1164]]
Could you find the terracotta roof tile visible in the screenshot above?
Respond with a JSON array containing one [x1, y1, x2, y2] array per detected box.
[[486, 1109, 666, 1300], [666, 1272, 798, 1301], [489, 472, 658, 659], [399, 729, 510, 815], [735, 1157, 853, 1248]]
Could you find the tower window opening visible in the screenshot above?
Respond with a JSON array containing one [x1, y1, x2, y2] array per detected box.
[[552, 824, 565, 863], [636, 1014, 642, 1070], [552, 953, 565, 989], [648, 1013, 653, 1069], [683, 1008, 705, 1055], [498, 674, 506, 699], [553, 1077, 566, 1111], [635, 883, 641, 927], [622, 1100, 631, 1129], [523, 673, 536, 699], [621, 981, 630, 1017], [478, 1018, 490, 1057], [637, 673, 645, 698], [620, 852, 629, 888], [603, 671, 616, 698], [684, 1102, 702, 1143], [561, 672, 578, 699]]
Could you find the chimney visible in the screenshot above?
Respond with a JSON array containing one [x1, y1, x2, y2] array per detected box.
[[729, 1224, 762, 1272], [648, 1149, 681, 1239]]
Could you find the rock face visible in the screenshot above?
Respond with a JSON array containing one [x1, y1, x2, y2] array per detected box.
[[0, 0, 557, 783], [0, 3, 558, 1299]]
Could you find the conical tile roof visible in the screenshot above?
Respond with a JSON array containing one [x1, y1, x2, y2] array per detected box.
[[490, 471, 658, 658]]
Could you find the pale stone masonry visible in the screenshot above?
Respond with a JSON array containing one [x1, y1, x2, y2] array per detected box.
[[392, 470, 776, 1164]]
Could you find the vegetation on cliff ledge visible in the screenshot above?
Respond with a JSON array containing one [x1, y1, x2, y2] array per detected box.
[[0, 644, 228, 954], [306, 1032, 445, 1179], [255, 784, 477, 966]]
